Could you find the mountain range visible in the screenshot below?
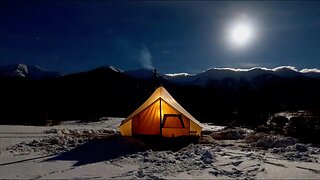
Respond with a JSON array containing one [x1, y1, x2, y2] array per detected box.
[[0, 64, 62, 80], [0, 64, 320, 128], [1, 64, 320, 87]]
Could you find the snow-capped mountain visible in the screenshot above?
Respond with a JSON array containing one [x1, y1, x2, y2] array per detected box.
[[0, 64, 62, 80], [164, 66, 320, 86], [2, 63, 318, 86], [92, 65, 320, 87], [272, 66, 301, 78], [102, 65, 123, 73]]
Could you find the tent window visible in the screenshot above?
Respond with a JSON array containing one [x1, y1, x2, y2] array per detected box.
[[162, 114, 185, 128]]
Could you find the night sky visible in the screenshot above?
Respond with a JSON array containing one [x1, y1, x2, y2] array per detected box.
[[1, 1, 320, 74]]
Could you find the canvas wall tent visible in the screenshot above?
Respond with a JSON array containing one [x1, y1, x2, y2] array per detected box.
[[119, 86, 202, 137]]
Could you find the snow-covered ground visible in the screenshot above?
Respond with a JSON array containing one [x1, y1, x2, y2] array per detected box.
[[0, 118, 319, 179]]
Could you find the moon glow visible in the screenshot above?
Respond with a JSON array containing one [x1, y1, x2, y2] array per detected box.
[[226, 18, 256, 49]]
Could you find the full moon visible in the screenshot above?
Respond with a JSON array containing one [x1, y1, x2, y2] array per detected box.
[[226, 20, 256, 48]]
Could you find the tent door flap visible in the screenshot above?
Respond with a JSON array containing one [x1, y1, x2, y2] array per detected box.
[[161, 114, 184, 128]]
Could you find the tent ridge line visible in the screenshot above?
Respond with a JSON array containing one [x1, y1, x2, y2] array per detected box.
[[120, 97, 162, 125], [159, 96, 202, 127]]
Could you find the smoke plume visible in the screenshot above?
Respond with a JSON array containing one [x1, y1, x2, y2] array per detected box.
[[139, 44, 154, 69]]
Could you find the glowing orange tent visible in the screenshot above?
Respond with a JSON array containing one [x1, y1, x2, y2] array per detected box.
[[119, 86, 202, 137]]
